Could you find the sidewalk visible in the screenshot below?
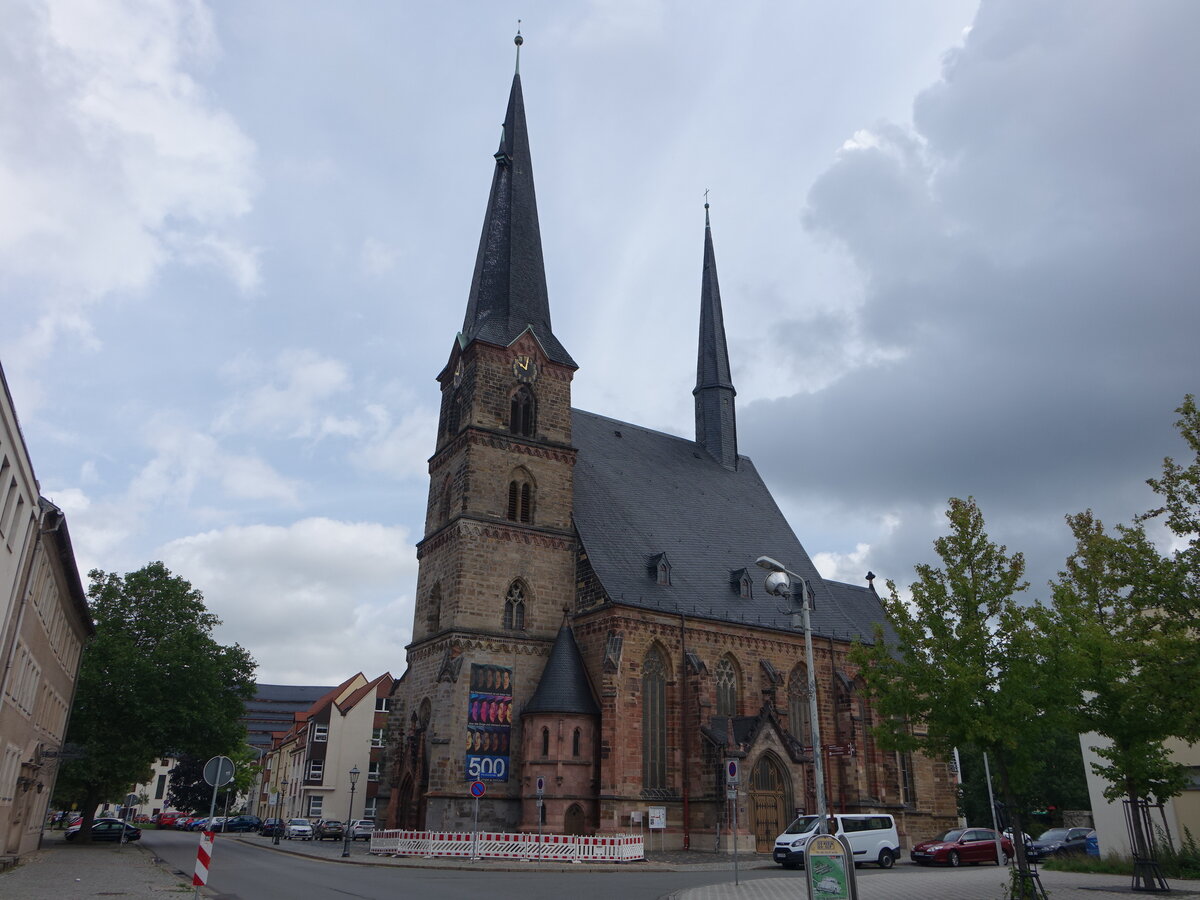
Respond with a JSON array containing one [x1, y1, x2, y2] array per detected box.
[[0, 833, 189, 899]]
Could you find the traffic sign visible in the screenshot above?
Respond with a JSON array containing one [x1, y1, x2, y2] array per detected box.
[[725, 759, 739, 785], [470, 780, 486, 798], [535, 776, 545, 795], [203, 756, 235, 787]]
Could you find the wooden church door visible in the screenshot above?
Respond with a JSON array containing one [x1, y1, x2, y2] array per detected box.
[[749, 754, 791, 853], [564, 803, 586, 835]]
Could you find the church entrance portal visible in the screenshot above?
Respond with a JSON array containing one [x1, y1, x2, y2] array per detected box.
[[564, 803, 586, 835], [749, 754, 792, 853]]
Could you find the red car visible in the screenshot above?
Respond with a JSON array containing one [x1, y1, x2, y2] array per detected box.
[[910, 827, 1014, 866]]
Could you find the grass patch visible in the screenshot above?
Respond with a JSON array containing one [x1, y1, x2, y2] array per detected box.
[[1043, 829, 1200, 881]]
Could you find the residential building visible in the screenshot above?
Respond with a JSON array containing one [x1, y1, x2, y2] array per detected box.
[[379, 49, 959, 852], [257, 673, 392, 825], [0, 361, 93, 858]]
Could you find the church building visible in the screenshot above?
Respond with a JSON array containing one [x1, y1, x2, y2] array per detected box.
[[380, 44, 958, 853]]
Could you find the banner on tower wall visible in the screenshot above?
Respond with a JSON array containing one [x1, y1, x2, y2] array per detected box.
[[465, 664, 512, 782]]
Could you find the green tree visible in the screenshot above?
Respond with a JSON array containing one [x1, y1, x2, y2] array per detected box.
[[166, 744, 258, 817], [53, 562, 256, 840], [851, 497, 1064, 897], [1052, 397, 1200, 884]]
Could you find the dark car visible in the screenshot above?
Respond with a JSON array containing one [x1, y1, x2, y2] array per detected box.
[[1029, 827, 1094, 861], [259, 817, 285, 837], [222, 815, 262, 833], [910, 827, 1014, 867], [65, 818, 142, 842], [314, 819, 345, 840]]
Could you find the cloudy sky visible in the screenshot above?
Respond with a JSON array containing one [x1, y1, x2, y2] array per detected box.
[[3, 1, 1196, 684]]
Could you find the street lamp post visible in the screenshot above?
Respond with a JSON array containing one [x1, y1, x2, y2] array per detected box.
[[756, 555, 828, 834], [273, 779, 288, 845], [341, 766, 360, 858]]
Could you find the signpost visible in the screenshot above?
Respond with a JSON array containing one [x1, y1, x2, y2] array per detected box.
[[535, 776, 545, 860], [470, 780, 486, 861], [196, 756, 234, 900], [648, 805, 666, 852], [803, 833, 860, 900]]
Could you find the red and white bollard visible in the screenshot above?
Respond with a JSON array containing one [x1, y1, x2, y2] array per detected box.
[[193, 831, 214, 887]]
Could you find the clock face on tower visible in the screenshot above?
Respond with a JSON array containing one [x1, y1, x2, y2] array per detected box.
[[512, 355, 538, 383], [452, 361, 463, 388]]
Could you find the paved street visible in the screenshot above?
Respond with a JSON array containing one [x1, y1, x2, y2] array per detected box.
[[4, 829, 1200, 900]]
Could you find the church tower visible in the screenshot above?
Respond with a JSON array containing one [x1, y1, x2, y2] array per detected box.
[[694, 203, 738, 469], [388, 37, 579, 831]]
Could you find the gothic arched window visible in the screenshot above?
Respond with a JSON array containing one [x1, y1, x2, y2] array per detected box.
[[506, 469, 534, 524], [510, 386, 535, 437], [715, 656, 738, 717], [503, 581, 526, 631], [642, 645, 667, 789], [788, 665, 812, 748], [426, 583, 441, 634], [541, 726, 550, 757], [572, 727, 581, 757]]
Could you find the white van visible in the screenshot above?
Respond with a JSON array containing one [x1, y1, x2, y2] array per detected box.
[[773, 813, 901, 869]]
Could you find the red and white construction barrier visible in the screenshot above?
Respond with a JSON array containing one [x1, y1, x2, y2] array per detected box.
[[370, 829, 644, 862], [193, 831, 214, 886]]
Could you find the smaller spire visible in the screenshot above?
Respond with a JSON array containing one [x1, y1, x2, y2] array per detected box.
[[514, 21, 523, 75], [704, 188, 711, 228]]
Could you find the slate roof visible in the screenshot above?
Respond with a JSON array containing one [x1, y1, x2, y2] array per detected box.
[[242, 683, 334, 750], [460, 72, 574, 367], [524, 623, 600, 716], [571, 409, 892, 644]]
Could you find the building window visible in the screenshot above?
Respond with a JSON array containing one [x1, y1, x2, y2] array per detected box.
[[788, 667, 812, 748], [510, 386, 535, 437], [313, 724, 328, 742], [372, 728, 385, 748], [572, 728, 581, 757], [715, 656, 738, 718], [426, 584, 442, 634], [899, 752, 916, 805], [375, 697, 391, 713], [503, 581, 526, 631], [309, 760, 324, 780], [308, 795, 323, 817], [364, 797, 377, 819], [155, 774, 166, 800], [506, 478, 533, 524], [642, 646, 667, 789], [368, 761, 380, 782], [541, 727, 550, 757]]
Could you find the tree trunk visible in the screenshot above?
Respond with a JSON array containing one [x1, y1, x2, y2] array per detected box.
[[994, 753, 1042, 899], [79, 789, 102, 844]]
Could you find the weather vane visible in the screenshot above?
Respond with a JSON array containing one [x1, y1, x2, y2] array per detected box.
[[515, 20, 523, 74]]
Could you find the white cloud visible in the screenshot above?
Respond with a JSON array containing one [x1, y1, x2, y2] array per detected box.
[[216, 349, 354, 439], [360, 238, 400, 278], [0, 0, 257, 340], [351, 404, 440, 481], [159, 518, 416, 683]]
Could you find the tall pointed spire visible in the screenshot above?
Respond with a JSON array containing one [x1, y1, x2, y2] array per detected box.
[[694, 200, 738, 469], [460, 33, 575, 367]]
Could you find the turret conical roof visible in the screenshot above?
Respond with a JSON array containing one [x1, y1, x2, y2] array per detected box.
[[524, 622, 599, 716]]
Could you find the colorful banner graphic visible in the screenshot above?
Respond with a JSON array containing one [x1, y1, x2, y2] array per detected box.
[[465, 664, 512, 781]]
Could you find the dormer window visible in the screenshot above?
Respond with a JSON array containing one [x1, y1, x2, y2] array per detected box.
[[647, 553, 671, 586], [730, 567, 753, 599]]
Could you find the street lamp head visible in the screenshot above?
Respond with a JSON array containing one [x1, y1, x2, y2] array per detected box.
[[349, 766, 361, 786], [755, 555, 787, 573], [764, 570, 792, 597]]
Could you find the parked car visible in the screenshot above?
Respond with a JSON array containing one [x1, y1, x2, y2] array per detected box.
[[1029, 827, 1094, 861], [349, 819, 374, 841], [285, 818, 314, 840], [65, 818, 142, 842], [314, 819, 345, 841], [259, 817, 285, 837], [1086, 832, 1100, 857], [910, 827, 1014, 866], [773, 813, 900, 869], [187, 817, 211, 831], [174, 816, 195, 830], [223, 815, 262, 833]]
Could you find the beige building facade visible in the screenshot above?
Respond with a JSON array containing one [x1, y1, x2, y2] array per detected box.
[[0, 362, 92, 858]]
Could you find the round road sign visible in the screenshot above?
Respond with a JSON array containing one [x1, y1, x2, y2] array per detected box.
[[470, 780, 486, 798], [203, 755, 235, 787]]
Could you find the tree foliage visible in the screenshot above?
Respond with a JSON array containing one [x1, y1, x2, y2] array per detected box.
[[851, 497, 1066, 888], [53, 562, 256, 838], [166, 744, 259, 815], [1050, 396, 1200, 874]]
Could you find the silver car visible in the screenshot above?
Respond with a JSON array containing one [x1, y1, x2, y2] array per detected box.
[[284, 818, 313, 840], [349, 819, 375, 841]]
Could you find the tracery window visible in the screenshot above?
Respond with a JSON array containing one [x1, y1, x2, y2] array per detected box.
[[572, 728, 581, 757], [506, 475, 533, 524], [642, 645, 667, 789], [788, 666, 812, 748], [510, 386, 535, 437], [715, 656, 738, 717], [503, 581, 526, 631]]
